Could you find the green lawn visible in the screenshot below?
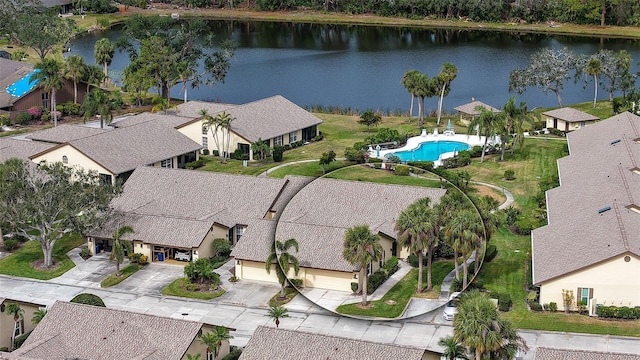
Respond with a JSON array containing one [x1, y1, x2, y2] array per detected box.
[[161, 278, 226, 300], [325, 164, 443, 188], [100, 264, 142, 288], [268, 287, 299, 307], [0, 233, 85, 280], [336, 260, 454, 318], [268, 160, 355, 178]]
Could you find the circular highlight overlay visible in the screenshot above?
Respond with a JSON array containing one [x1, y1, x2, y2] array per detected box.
[[272, 163, 489, 321]]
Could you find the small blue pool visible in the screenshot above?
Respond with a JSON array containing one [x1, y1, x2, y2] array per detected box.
[[6, 69, 40, 98], [391, 140, 470, 162]]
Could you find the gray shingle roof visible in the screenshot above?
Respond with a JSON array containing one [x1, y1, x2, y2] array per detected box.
[[112, 112, 196, 129], [31, 121, 203, 174], [0, 58, 34, 108], [0, 138, 54, 162], [541, 107, 600, 123], [535, 347, 640, 360], [233, 177, 446, 271], [454, 100, 500, 115], [176, 100, 237, 118], [178, 96, 323, 143], [13, 301, 205, 360], [532, 112, 640, 284], [28, 124, 110, 143], [240, 326, 426, 360], [92, 167, 292, 248]]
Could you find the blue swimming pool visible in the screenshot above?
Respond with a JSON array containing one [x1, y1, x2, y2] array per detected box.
[[391, 140, 470, 162], [6, 69, 40, 98]]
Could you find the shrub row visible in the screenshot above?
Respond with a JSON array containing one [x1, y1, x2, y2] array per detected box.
[[366, 257, 400, 294], [128, 253, 149, 265], [490, 292, 513, 312], [597, 305, 640, 319], [2, 239, 18, 251], [186, 159, 205, 169]]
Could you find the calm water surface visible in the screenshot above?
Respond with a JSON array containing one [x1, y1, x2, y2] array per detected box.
[[67, 21, 640, 112]]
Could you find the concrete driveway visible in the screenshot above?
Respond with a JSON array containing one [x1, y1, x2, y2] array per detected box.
[[110, 262, 185, 294], [54, 249, 113, 288]]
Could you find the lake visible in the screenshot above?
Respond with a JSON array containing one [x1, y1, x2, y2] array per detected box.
[[67, 20, 640, 112]]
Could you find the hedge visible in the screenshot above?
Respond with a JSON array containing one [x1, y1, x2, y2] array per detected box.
[[70, 293, 106, 307], [596, 305, 640, 319], [366, 257, 400, 294], [484, 244, 497, 263]]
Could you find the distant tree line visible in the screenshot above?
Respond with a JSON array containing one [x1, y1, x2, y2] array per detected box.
[[149, 0, 640, 27]]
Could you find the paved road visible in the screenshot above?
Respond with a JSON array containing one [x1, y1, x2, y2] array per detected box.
[[1, 271, 639, 358]]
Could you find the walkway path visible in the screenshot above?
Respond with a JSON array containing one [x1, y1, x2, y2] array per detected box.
[[1, 274, 639, 358]]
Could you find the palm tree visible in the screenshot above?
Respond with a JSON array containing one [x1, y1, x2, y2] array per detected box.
[[454, 290, 527, 360], [265, 238, 300, 299], [82, 89, 116, 129], [414, 72, 436, 126], [31, 309, 47, 325], [83, 64, 105, 93], [498, 97, 528, 161], [110, 225, 134, 277], [200, 326, 232, 359], [438, 335, 469, 360], [401, 70, 419, 118], [265, 304, 289, 328], [31, 59, 63, 127], [343, 225, 383, 306], [5, 303, 24, 351], [436, 191, 468, 281], [64, 55, 85, 104], [395, 198, 438, 292], [468, 105, 501, 163], [436, 63, 458, 126], [445, 209, 481, 288], [176, 61, 195, 104], [586, 57, 602, 108], [94, 38, 115, 86], [202, 110, 235, 164]]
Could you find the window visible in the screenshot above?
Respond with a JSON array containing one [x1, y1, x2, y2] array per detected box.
[[14, 319, 24, 338], [202, 126, 208, 135], [235, 225, 245, 244], [99, 173, 112, 186], [274, 135, 283, 146], [161, 159, 172, 168], [41, 92, 49, 109], [202, 136, 208, 150], [289, 131, 297, 143], [206, 349, 214, 360], [580, 121, 586, 128], [577, 287, 592, 305], [62, 155, 68, 164]]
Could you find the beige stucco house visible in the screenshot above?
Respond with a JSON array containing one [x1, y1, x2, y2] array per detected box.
[[240, 326, 440, 360], [28, 122, 202, 185], [232, 177, 447, 292], [0, 298, 45, 351], [542, 107, 600, 132], [532, 112, 640, 313], [3, 301, 230, 360], [88, 167, 307, 263], [175, 95, 323, 160], [454, 99, 501, 125]]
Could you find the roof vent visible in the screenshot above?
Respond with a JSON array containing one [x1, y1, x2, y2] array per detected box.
[[631, 167, 640, 175], [598, 206, 612, 214], [610, 139, 621, 145]]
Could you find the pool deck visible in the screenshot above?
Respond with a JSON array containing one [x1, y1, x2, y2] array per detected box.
[[372, 129, 497, 166]]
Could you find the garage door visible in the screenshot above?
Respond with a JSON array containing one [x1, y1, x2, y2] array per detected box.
[[238, 260, 279, 284], [305, 268, 353, 292]]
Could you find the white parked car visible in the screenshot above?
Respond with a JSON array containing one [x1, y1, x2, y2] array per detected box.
[[174, 251, 191, 262], [443, 292, 461, 321]]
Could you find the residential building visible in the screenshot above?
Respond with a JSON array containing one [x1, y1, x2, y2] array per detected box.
[[532, 112, 640, 313], [29, 122, 202, 185], [2, 301, 230, 360], [232, 177, 446, 292], [0, 58, 89, 123], [0, 298, 46, 351], [542, 107, 600, 132], [0, 138, 53, 163], [175, 95, 323, 160], [535, 347, 640, 360], [87, 167, 307, 262], [240, 326, 439, 360]]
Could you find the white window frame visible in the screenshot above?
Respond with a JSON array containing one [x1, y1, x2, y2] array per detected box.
[[202, 125, 208, 135], [206, 349, 214, 360], [202, 136, 208, 150], [274, 135, 283, 146], [62, 155, 68, 164], [161, 159, 172, 168], [289, 131, 297, 143], [236, 225, 245, 244]]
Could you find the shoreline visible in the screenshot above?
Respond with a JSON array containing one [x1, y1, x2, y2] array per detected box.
[[111, 6, 640, 39]]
